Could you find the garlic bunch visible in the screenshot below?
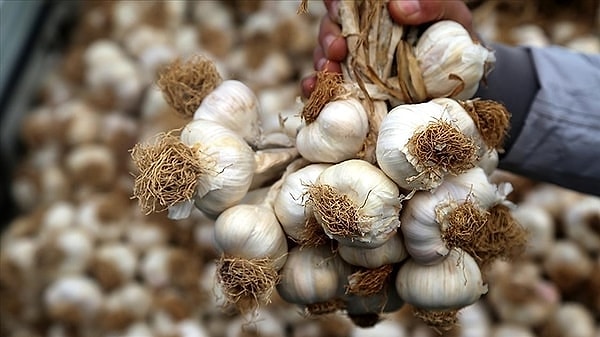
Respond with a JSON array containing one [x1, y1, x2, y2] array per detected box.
[[400, 167, 514, 265], [273, 162, 331, 245], [296, 97, 369, 163], [414, 20, 495, 100], [131, 119, 256, 219], [277, 245, 351, 314], [376, 98, 497, 190], [307, 159, 404, 248], [213, 202, 288, 313], [395, 248, 488, 311]]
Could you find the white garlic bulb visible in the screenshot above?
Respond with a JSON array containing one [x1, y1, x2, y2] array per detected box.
[[296, 98, 369, 163], [138, 119, 256, 219], [400, 167, 509, 265], [563, 196, 600, 253], [139, 246, 172, 288], [273, 163, 331, 243], [415, 20, 495, 100], [376, 100, 481, 190], [101, 282, 152, 323], [541, 303, 596, 337], [308, 159, 403, 248], [511, 204, 555, 258], [543, 240, 593, 293], [193, 80, 262, 147], [395, 248, 487, 310], [338, 233, 408, 268], [92, 243, 138, 289], [277, 245, 351, 307], [44, 276, 104, 322], [213, 204, 288, 270]]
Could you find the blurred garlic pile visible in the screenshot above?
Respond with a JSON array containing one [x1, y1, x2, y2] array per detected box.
[[2, 1, 600, 337]]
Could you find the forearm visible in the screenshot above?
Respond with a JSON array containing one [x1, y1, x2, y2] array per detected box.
[[475, 43, 600, 195]]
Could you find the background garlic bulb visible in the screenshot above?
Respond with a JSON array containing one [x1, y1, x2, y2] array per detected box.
[[415, 20, 495, 100], [308, 159, 404, 248], [296, 98, 369, 163], [395, 248, 488, 311]]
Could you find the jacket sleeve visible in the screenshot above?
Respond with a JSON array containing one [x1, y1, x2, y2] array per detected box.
[[474, 43, 600, 196]]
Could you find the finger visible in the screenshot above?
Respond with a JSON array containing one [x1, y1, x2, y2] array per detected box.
[[324, 0, 341, 23], [301, 75, 317, 98], [388, 0, 473, 33], [318, 15, 348, 62]]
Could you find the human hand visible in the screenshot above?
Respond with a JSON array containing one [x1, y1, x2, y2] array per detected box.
[[301, 0, 475, 98]]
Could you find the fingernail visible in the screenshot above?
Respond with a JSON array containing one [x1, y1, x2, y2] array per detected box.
[[316, 58, 327, 70], [392, 0, 421, 16], [324, 35, 336, 50]]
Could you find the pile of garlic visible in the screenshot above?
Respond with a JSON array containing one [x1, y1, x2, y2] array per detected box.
[[3, 1, 600, 337]]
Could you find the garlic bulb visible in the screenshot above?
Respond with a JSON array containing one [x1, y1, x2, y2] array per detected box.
[[44, 276, 104, 324], [376, 100, 479, 190], [308, 159, 403, 248], [540, 303, 596, 337], [100, 283, 152, 330], [344, 279, 405, 316], [563, 195, 600, 253], [338, 232, 408, 269], [487, 261, 560, 327], [277, 245, 351, 311], [213, 204, 288, 270], [193, 80, 262, 147], [543, 240, 593, 293], [296, 98, 369, 163], [400, 167, 511, 265], [131, 119, 256, 219], [511, 204, 555, 259], [213, 203, 288, 313], [91, 243, 138, 290], [395, 248, 487, 310], [273, 163, 331, 245], [415, 20, 495, 100]]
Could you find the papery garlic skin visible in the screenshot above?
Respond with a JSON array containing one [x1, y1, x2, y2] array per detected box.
[[179, 119, 256, 217], [277, 245, 351, 306], [395, 248, 487, 310], [193, 80, 262, 147], [338, 233, 408, 268], [376, 101, 480, 190], [44, 276, 104, 321], [213, 204, 288, 270], [415, 20, 495, 100], [400, 167, 508, 265], [273, 163, 331, 242], [311, 159, 403, 248], [297, 98, 369, 163]]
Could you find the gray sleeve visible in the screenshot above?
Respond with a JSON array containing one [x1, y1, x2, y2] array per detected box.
[[475, 44, 600, 196]]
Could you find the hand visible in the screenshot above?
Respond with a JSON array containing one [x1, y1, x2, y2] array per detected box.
[[301, 0, 474, 98]]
